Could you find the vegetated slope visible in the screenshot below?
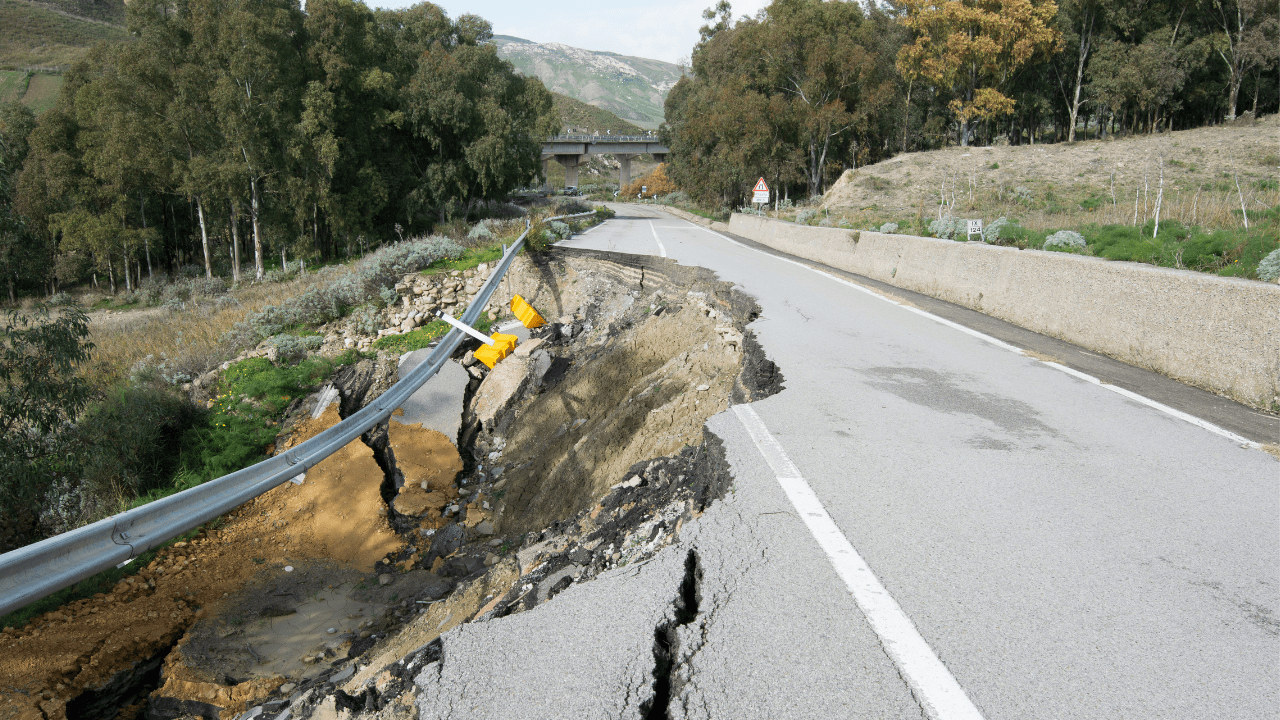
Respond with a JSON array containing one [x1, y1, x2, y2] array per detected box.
[[0, 69, 28, 102], [494, 35, 683, 129], [553, 91, 642, 135], [21, 0, 125, 24], [822, 117, 1280, 226], [0, 0, 128, 67]]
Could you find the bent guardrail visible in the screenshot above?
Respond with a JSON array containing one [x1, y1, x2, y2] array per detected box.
[[0, 211, 596, 618]]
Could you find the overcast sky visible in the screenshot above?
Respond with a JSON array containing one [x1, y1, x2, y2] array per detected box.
[[371, 0, 770, 64]]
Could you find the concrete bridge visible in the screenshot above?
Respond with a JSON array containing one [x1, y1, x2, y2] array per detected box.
[[542, 135, 670, 190]]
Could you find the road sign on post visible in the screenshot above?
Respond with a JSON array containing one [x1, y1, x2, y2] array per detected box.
[[752, 178, 770, 205], [967, 219, 983, 241]]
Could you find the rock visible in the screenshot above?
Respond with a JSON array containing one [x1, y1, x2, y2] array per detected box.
[[696, 384, 709, 391], [327, 627, 337, 634], [483, 553, 499, 567], [400, 318, 417, 332], [512, 337, 545, 357], [279, 684, 296, 695], [428, 523, 466, 563], [488, 538, 503, 547], [331, 665, 355, 683], [475, 520, 495, 535], [378, 574, 392, 586], [461, 350, 477, 367]]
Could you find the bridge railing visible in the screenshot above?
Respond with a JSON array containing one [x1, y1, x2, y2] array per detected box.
[[0, 211, 596, 618], [548, 134, 663, 143]]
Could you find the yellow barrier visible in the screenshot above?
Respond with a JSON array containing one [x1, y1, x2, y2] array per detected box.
[[510, 294, 546, 328], [474, 333, 519, 369]]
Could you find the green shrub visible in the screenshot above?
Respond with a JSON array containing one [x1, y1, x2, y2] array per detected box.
[[1044, 230, 1086, 249], [1257, 248, 1280, 281]]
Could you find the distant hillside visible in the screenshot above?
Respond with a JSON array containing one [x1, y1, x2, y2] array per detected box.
[[494, 35, 683, 129], [0, 0, 128, 68], [553, 92, 642, 135]]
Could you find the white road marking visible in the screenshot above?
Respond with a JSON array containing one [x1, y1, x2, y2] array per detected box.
[[647, 220, 668, 257], [732, 404, 986, 720], [690, 224, 1261, 450]]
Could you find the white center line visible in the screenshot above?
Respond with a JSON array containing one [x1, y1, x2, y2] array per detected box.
[[647, 220, 667, 257], [693, 224, 1259, 449], [732, 403, 986, 720]]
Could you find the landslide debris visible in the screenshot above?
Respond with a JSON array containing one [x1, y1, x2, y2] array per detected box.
[[0, 246, 782, 720]]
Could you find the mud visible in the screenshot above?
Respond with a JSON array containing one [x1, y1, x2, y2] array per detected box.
[[1, 247, 782, 720]]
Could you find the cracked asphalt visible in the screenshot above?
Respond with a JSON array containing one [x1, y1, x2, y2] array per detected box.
[[411, 205, 1278, 719]]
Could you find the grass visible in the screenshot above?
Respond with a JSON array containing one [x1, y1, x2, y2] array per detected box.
[[21, 72, 62, 114], [0, 0, 129, 68], [372, 311, 495, 354], [0, 69, 28, 102]]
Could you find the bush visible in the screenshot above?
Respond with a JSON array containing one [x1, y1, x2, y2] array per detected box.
[[267, 334, 324, 363], [1257, 248, 1280, 281], [929, 216, 959, 239], [467, 221, 494, 240], [548, 221, 571, 239], [982, 217, 1010, 243], [1044, 230, 1087, 249], [222, 236, 462, 349], [0, 303, 93, 546], [659, 190, 690, 205], [796, 209, 818, 225], [879, 222, 899, 234]]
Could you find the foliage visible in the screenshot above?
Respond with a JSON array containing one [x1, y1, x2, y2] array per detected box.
[[552, 92, 643, 135], [267, 334, 324, 363], [181, 352, 358, 484], [1258, 247, 1280, 281], [880, 222, 899, 234], [897, 0, 1061, 145], [623, 163, 676, 198], [1043, 229, 1087, 248], [982, 216, 1011, 242], [929, 216, 960, 239], [665, 0, 900, 204], [222, 235, 462, 349], [0, 303, 93, 540]]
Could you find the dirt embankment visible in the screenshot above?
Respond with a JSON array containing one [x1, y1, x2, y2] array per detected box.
[[1, 247, 782, 720], [822, 116, 1279, 216]]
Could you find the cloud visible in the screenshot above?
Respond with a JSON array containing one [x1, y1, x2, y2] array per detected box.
[[370, 0, 770, 64]]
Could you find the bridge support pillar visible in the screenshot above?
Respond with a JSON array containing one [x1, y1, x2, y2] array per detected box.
[[554, 154, 581, 190], [617, 154, 635, 192], [541, 156, 552, 191]]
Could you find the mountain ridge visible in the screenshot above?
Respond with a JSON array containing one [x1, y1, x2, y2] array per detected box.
[[492, 34, 683, 129]]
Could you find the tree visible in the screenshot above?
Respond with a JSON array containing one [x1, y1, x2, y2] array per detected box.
[[897, 0, 1061, 145], [1055, 0, 1104, 140], [0, 302, 93, 548], [1204, 0, 1276, 119], [0, 103, 38, 303]]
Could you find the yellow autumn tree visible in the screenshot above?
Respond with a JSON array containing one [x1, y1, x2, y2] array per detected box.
[[897, 0, 1060, 146], [623, 164, 677, 198]]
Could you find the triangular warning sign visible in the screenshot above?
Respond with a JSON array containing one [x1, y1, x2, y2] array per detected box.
[[753, 178, 769, 192]]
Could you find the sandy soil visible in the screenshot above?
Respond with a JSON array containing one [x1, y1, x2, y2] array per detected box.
[[822, 116, 1279, 216], [0, 404, 459, 720]]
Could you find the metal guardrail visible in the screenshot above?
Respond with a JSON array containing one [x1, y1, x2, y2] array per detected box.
[[0, 211, 596, 618]]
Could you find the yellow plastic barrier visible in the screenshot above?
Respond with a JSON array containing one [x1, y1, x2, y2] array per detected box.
[[473, 333, 519, 369], [510, 294, 546, 329]]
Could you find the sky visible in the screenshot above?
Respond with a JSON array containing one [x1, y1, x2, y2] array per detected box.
[[371, 0, 770, 65]]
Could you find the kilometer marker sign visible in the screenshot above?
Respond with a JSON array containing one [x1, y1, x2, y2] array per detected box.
[[752, 178, 770, 205]]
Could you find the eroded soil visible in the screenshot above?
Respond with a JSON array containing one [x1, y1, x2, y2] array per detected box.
[[0, 247, 781, 720]]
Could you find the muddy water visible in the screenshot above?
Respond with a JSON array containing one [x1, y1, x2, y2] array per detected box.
[[0, 248, 781, 720]]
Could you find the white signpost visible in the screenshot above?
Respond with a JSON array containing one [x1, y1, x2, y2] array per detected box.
[[752, 177, 770, 205], [967, 218, 983, 241]]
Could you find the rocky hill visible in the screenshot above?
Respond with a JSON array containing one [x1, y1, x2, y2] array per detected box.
[[493, 35, 684, 129], [552, 91, 642, 135]]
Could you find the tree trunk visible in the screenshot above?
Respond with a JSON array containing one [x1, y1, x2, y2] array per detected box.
[[107, 256, 116, 295], [196, 196, 213, 279], [230, 201, 242, 283], [1067, 8, 1094, 143], [250, 177, 264, 280], [140, 191, 152, 279]]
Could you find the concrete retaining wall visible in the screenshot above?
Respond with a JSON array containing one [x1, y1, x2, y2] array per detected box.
[[719, 212, 1279, 410]]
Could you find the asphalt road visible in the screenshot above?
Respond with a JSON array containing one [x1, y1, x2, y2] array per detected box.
[[414, 205, 1279, 719]]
